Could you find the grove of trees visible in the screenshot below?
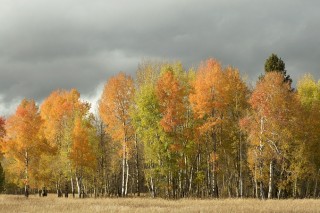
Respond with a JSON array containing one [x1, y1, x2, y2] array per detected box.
[[0, 54, 320, 199]]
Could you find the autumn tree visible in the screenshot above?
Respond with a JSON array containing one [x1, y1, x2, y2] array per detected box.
[[241, 72, 296, 199], [99, 72, 135, 197], [40, 89, 90, 197], [70, 117, 96, 198], [189, 59, 227, 198], [295, 74, 320, 198], [0, 117, 5, 192], [2, 99, 43, 197], [155, 65, 188, 198], [218, 66, 250, 198]]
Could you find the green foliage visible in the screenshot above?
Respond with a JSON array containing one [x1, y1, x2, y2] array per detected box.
[[264, 53, 292, 84], [265, 53, 286, 73], [297, 74, 320, 107]]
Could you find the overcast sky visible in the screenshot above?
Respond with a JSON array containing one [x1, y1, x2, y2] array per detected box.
[[1, 0, 320, 116]]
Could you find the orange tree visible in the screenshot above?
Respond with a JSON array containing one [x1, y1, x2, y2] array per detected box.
[[99, 72, 135, 197], [2, 99, 44, 197]]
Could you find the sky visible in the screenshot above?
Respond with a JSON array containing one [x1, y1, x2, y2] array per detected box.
[[1, 0, 320, 116]]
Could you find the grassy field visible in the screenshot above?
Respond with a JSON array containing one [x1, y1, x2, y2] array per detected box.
[[0, 194, 320, 213]]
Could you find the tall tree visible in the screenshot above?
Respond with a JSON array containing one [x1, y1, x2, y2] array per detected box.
[[295, 74, 320, 198], [40, 89, 90, 197], [264, 53, 292, 84], [0, 117, 5, 193], [190, 59, 227, 198], [2, 99, 43, 197], [241, 72, 296, 199], [156, 66, 188, 198], [99, 72, 135, 197], [70, 117, 96, 198], [131, 83, 163, 197]]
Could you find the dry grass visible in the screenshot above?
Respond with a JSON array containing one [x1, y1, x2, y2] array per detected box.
[[0, 194, 320, 213]]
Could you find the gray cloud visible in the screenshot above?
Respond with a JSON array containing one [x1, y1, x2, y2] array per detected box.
[[1, 0, 320, 116]]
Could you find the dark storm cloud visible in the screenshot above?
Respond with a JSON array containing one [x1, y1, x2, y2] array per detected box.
[[1, 0, 320, 115]]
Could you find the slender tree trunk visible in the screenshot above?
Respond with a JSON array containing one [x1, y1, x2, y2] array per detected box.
[[189, 165, 193, 195], [71, 176, 75, 198], [212, 131, 219, 198], [259, 117, 265, 200], [125, 158, 129, 196], [314, 169, 320, 198], [64, 176, 69, 198], [24, 150, 29, 198], [268, 160, 274, 199], [239, 132, 243, 198], [150, 175, 155, 198], [254, 164, 258, 198], [134, 134, 140, 196], [293, 177, 297, 198], [260, 181, 265, 199], [121, 141, 126, 197], [76, 176, 81, 198]]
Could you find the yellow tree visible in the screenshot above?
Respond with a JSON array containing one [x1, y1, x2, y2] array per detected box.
[[296, 74, 320, 198], [40, 89, 90, 197], [2, 99, 43, 197], [99, 72, 135, 197], [220, 66, 249, 198], [70, 117, 96, 198], [189, 59, 226, 198]]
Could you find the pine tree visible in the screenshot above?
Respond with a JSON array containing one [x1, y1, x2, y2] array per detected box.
[[264, 53, 292, 84]]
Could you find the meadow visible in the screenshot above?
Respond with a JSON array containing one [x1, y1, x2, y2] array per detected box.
[[0, 194, 320, 213]]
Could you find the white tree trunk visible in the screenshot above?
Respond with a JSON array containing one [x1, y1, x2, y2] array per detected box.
[[25, 150, 29, 198], [268, 160, 274, 199], [125, 158, 129, 196], [121, 142, 126, 196], [76, 176, 81, 198]]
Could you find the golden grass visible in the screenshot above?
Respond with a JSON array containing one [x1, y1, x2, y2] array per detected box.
[[0, 194, 319, 213]]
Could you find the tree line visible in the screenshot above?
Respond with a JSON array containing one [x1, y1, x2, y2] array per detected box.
[[0, 54, 320, 199]]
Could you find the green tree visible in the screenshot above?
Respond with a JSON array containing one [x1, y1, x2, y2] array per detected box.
[[264, 53, 292, 84]]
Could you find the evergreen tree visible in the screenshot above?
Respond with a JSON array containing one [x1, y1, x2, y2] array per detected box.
[[264, 53, 292, 84]]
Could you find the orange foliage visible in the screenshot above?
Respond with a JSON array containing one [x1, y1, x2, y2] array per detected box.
[[189, 59, 226, 134], [0, 116, 5, 139], [40, 89, 89, 147], [99, 72, 135, 143], [70, 117, 95, 169], [249, 72, 293, 122], [156, 69, 186, 132], [2, 99, 43, 183]]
